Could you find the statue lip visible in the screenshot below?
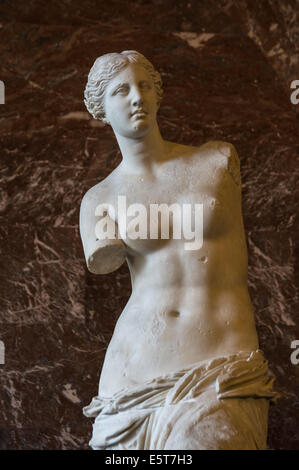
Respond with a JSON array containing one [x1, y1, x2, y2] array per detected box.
[[131, 109, 148, 117]]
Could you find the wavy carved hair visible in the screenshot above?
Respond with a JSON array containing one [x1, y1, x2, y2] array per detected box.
[[84, 50, 163, 124]]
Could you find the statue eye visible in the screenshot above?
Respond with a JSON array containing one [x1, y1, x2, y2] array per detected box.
[[113, 85, 129, 96], [140, 82, 151, 90]]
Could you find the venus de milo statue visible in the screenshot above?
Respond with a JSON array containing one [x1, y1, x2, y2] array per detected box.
[[79, 50, 277, 450]]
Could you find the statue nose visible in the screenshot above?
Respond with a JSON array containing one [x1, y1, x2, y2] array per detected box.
[[132, 96, 144, 107], [131, 87, 144, 107]]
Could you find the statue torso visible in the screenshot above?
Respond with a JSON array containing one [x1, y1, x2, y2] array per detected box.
[[92, 141, 258, 396]]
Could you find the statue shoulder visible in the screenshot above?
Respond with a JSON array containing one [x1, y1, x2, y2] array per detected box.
[[80, 184, 98, 209], [81, 182, 105, 212], [80, 167, 120, 210], [200, 140, 241, 187], [199, 140, 238, 157]]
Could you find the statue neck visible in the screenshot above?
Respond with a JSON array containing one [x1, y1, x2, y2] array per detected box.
[[114, 123, 167, 174]]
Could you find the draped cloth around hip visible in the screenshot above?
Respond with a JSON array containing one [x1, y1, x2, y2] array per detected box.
[[83, 349, 279, 450]]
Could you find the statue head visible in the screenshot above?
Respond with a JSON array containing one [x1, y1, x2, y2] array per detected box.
[[84, 50, 163, 125]]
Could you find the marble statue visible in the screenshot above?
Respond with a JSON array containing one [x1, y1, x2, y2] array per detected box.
[[80, 51, 277, 450]]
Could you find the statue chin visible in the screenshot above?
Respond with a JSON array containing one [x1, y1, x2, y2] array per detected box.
[[132, 119, 148, 133], [121, 116, 156, 140]]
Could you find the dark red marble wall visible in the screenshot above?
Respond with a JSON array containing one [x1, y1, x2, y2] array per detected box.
[[0, 0, 298, 450]]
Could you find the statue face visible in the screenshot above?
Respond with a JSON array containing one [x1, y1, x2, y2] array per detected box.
[[104, 63, 158, 138]]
